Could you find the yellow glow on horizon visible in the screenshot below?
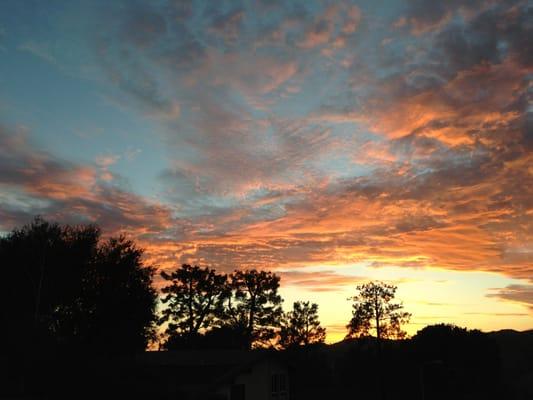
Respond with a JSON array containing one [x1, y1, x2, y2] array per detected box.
[[279, 263, 533, 343]]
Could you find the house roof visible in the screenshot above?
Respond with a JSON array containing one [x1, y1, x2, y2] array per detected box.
[[132, 349, 287, 389], [135, 349, 263, 367]]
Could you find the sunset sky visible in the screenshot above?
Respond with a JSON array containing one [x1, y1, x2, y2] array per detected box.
[[0, 0, 531, 341]]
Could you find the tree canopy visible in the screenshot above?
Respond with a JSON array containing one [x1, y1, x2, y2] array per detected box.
[[159, 264, 228, 349], [225, 269, 284, 348], [279, 301, 326, 349], [158, 267, 285, 349], [0, 217, 157, 355], [82, 235, 157, 353], [346, 281, 411, 340]]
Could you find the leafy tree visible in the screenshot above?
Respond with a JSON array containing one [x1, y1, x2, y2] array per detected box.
[[346, 281, 411, 340], [81, 235, 157, 354], [0, 217, 157, 356], [279, 301, 326, 348], [159, 264, 228, 348], [0, 217, 98, 354], [225, 269, 283, 348], [413, 324, 502, 398]]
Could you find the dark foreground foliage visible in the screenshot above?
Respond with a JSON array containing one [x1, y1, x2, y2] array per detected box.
[[0, 217, 157, 357], [1, 326, 531, 400], [288, 326, 532, 400]]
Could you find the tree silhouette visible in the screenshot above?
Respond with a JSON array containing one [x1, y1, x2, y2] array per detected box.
[[225, 269, 283, 348], [413, 324, 502, 399], [346, 281, 411, 340], [346, 282, 411, 400], [160, 264, 228, 348], [0, 217, 98, 354], [0, 217, 157, 356], [279, 301, 326, 348], [81, 235, 157, 354]]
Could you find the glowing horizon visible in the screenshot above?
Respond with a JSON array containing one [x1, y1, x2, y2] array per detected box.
[[0, 0, 531, 340]]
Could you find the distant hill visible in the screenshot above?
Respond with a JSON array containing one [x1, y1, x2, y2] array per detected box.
[[313, 329, 533, 399]]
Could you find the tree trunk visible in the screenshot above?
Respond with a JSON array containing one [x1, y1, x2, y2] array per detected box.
[[375, 291, 384, 400], [188, 279, 194, 336], [248, 295, 255, 349]]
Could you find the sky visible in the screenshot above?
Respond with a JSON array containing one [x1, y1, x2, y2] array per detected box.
[[0, 0, 531, 342]]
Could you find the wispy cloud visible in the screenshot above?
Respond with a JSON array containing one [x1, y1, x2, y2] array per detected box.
[[0, 125, 174, 239], [487, 285, 533, 311]]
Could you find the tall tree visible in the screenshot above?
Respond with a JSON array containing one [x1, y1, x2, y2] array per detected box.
[[226, 269, 283, 348], [0, 217, 157, 356], [159, 264, 228, 348], [0, 217, 99, 354], [81, 235, 157, 354], [346, 281, 411, 341], [279, 301, 326, 348], [346, 281, 411, 400]]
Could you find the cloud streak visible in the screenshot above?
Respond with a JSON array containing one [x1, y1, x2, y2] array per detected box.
[[488, 285, 533, 311]]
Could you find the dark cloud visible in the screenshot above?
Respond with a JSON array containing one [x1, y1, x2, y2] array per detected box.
[[434, 20, 500, 72], [431, 1, 532, 74], [487, 285, 533, 311], [394, 215, 447, 234]]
